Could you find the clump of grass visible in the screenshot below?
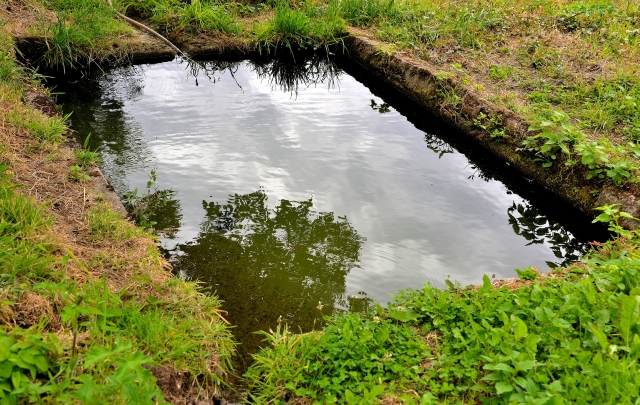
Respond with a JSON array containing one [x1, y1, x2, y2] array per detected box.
[[37, 0, 132, 71], [85, 202, 138, 241], [179, 0, 240, 34], [5, 107, 68, 144], [337, 0, 399, 26], [40, 13, 93, 72], [119, 0, 240, 34], [74, 134, 102, 168], [252, 2, 346, 54]]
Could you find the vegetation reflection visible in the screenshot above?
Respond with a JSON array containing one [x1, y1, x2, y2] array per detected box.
[[183, 53, 342, 94], [172, 189, 367, 364], [507, 202, 591, 268]]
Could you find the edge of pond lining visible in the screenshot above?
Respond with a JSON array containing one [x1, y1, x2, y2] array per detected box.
[[24, 87, 129, 217], [13, 30, 639, 229]]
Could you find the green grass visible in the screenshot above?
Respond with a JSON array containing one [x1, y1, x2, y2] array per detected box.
[[6, 108, 68, 144], [0, 163, 57, 294], [37, 0, 132, 70], [119, 0, 241, 34], [245, 207, 640, 404]]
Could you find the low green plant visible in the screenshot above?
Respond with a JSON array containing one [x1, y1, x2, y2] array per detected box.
[[0, 330, 59, 404], [592, 203, 638, 238], [488, 64, 514, 81], [514, 266, 538, 280], [473, 112, 508, 139], [68, 165, 90, 181], [74, 134, 102, 168], [436, 86, 461, 108], [524, 109, 582, 167], [245, 313, 426, 404], [575, 140, 609, 180]]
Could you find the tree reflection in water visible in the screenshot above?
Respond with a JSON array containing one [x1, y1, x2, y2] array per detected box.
[[172, 189, 367, 366], [507, 202, 592, 268]]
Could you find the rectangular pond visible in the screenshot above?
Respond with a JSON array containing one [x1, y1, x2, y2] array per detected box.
[[53, 54, 607, 364]]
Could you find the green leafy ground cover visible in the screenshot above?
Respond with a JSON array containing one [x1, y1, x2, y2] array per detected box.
[[245, 208, 640, 404], [0, 31, 235, 404]]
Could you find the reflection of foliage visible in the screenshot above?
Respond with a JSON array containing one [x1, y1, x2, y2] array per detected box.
[[174, 189, 365, 364], [252, 54, 342, 95], [369, 99, 391, 113], [179, 58, 243, 87], [423, 133, 454, 158], [507, 202, 590, 268], [178, 54, 343, 94]]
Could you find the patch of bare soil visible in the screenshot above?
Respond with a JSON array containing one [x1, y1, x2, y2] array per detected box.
[[0, 0, 55, 38], [14, 291, 61, 330], [171, 31, 253, 56]]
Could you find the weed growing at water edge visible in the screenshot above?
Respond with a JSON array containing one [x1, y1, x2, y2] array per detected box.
[[74, 134, 102, 168], [514, 266, 538, 281], [245, 313, 427, 404], [124, 168, 177, 229], [68, 164, 89, 181], [474, 112, 508, 140]]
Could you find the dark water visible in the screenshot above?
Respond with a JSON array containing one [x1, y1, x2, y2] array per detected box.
[[54, 54, 607, 366]]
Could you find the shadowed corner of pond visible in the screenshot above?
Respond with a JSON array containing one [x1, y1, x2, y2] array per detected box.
[[163, 188, 373, 370]]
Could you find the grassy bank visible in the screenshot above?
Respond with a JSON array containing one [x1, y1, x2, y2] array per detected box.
[[0, 30, 235, 404], [245, 209, 640, 404]]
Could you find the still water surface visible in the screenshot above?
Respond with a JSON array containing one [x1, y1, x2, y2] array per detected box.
[[56, 55, 605, 363]]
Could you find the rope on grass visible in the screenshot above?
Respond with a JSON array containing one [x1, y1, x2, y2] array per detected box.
[[106, 0, 186, 57]]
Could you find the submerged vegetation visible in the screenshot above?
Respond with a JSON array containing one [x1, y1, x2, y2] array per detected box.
[[0, 29, 234, 403]]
